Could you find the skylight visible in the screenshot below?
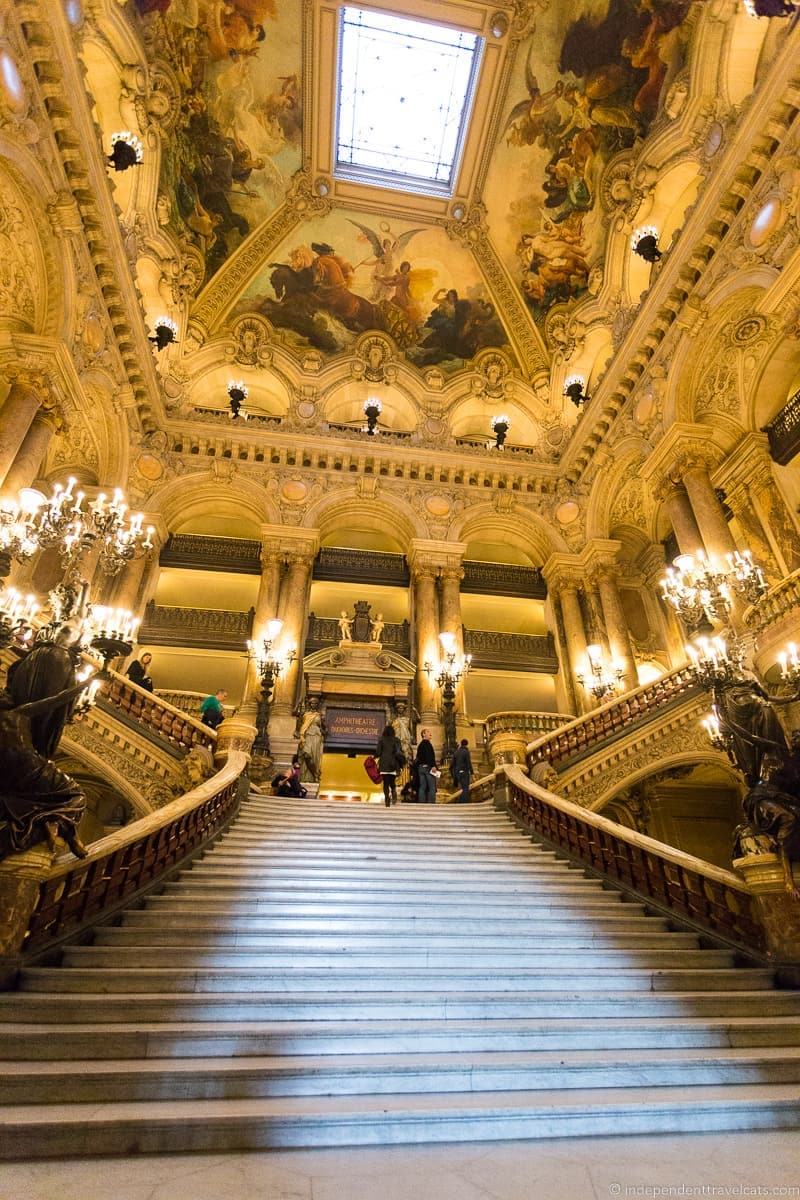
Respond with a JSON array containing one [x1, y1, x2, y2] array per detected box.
[[335, 7, 482, 194]]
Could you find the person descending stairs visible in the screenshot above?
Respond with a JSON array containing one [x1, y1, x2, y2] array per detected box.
[[1, 794, 800, 1156]]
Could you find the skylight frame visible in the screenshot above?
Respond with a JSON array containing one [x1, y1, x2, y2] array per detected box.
[[333, 5, 484, 198]]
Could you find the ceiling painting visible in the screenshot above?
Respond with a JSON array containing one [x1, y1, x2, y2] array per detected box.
[[484, 0, 692, 325], [234, 212, 516, 371], [133, 0, 302, 283]]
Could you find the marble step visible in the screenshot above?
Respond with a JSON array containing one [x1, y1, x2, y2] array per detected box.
[[116, 911, 659, 933], [2, 1084, 800, 1158], [91, 927, 702, 949], [204, 848, 556, 867], [139, 897, 636, 919], [65, 946, 732, 971], [4, 1015, 800, 1061], [191, 863, 581, 885], [225, 822, 527, 842], [6, 1046, 800, 1105], [2, 989, 793, 1024], [163, 879, 607, 901]]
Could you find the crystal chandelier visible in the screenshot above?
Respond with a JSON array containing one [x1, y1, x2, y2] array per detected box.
[[778, 643, 800, 688], [576, 643, 625, 701], [424, 632, 472, 757], [0, 586, 38, 649], [85, 605, 141, 663], [685, 634, 744, 688], [0, 480, 154, 578], [660, 549, 766, 629]]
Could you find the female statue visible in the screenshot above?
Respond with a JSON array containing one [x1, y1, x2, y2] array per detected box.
[[298, 696, 326, 783]]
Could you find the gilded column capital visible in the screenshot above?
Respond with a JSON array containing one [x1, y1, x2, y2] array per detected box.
[[641, 423, 719, 487], [407, 539, 467, 578]]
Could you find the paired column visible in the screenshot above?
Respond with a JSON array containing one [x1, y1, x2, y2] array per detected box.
[[593, 565, 638, 694], [0, 382, 41, 489], [680, 460, 737, 562], [410, 565, 439, 721], [559, 581, 591, 714], [0, 410, 56, 497], [243, 542, 285, 707], [660, 482, 704, 556], [271, 529, 319, 715], [439, 564, 467, 720]]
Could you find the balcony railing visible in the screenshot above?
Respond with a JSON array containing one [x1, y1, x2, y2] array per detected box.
[[464, 629, 557, 672], [139, 602, 254, 651], [312, 547, 410, 587], [461, 560, 546, 599], [160, 534, 261, 575], [527, 665, 700, 769], [306, 614, 411, 659], [484, 711, 571, 742], [764, 387, 800, 465], [154, 689, 235, 720]]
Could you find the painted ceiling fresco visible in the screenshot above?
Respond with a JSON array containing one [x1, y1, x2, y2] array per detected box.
[[134, 0, 302, 283], [484, 0, 692, 325], [236, 213, 515, 370]]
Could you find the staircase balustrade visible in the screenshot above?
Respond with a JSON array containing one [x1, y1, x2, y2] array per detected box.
[[744, 567, 800, 634], [527, 665, 700, 769], [503, 765, 767, 957], [16, 752, 247, 962], [102, 671, 217, 752]]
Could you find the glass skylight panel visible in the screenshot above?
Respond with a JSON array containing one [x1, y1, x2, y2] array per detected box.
[[336, 7, 481, 192]]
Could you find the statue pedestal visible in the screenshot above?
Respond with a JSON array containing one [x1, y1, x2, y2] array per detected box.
[[734, 853, 800, 981], [0, 845, 56, 986]]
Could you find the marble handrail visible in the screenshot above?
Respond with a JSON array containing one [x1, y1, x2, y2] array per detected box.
[[103, 670, 217, 751], [502, 764, 766, 954]]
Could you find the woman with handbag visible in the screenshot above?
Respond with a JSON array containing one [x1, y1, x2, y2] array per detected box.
[[376, 723, 404, 807]]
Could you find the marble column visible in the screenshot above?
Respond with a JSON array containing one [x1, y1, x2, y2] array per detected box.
[[662, 483, 704, 557], [273, 550, 314, 714], [439, 565, 467, 718], [641, 545, 685, 668], [595, 568, 638, 693], [681, 462, 737, 561], [243, 547, 284, 706], [0, 410, 55, 497], [0, 382, 40, 489], [412, 565, 439, 721], [548, 589, 578, 716], [559, 581, 591, 714]]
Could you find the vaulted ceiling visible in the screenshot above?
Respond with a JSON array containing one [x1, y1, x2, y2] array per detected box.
[[66, 1, 787, 441]]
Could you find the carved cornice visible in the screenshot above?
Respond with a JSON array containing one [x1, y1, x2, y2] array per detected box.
[[407, 539, 467, 577], [13, 0, 163, 431], [561, 28, 800, 483]]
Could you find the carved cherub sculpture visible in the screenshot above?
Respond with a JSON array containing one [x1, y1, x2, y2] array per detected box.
[[338, 611, 353, 642]]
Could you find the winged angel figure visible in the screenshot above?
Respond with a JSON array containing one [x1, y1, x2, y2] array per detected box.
[[348, 219, 436, 323]]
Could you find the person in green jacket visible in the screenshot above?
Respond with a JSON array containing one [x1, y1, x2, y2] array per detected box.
[[200, 689, 227, 730]]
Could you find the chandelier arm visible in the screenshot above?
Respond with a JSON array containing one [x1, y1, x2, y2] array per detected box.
[[714, 706, 789, 753]]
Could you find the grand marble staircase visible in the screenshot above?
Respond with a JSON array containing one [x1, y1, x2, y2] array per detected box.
[[2, 794, 800, 1157]]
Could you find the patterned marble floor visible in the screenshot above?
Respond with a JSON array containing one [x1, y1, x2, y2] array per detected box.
[[2, 1130, 799, 1200]]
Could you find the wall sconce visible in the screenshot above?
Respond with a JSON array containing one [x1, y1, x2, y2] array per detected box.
[[149, 317, 178, 350], [576, 644, 625, 701], [564, 375, 589, 408], [107, 132, 143, 172], [363, 397, 382, 436], [491, 414, 510, 449], [228, 380, 249, 420], [632, 226, 662, 263]]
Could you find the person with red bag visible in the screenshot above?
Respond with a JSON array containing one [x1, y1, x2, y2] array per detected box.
[[375, 723, 404, 807]]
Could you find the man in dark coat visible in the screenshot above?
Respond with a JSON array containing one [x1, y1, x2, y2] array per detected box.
[[451, 738, 474, 804]]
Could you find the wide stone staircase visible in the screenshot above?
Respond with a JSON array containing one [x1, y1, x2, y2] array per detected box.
[[2, 794, 800, 1156]]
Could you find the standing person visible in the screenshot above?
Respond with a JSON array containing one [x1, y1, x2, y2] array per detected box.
[[451, 738, 474, 804], [376, 723, 403, 807], [200, 688, 228, 730], [416, 727, 438, 805], [126, 653, 154, 693]]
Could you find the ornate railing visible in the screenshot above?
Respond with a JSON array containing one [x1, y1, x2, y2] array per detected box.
[[462, 560, 546, 598], [313, 546, 410, 586], [102, 672, 217, 752], [484, 711, 571, 741], [22, 752, 246, 957], [154, 689, 235, 719], [527, 665, 700, 769], [504, 765, 766, 956], [464, 628, 557, 672], [764, 387, 800, 465], [160, 533, 261, 574], [744, 567, 800, 635], [139, 601, 254, 650], [306, 613, 411, 658]]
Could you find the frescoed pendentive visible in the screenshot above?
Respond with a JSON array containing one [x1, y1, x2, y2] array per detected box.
[[235, 214, 516, 371], [485, 0, 692, 325], [134, 0, 302, 283]]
